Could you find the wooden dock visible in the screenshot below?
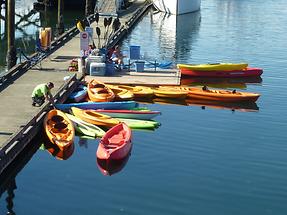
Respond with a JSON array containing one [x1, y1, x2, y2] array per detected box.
[[0, 0, 174, 174]]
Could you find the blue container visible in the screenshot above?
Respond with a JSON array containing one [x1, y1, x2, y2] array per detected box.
[[130, 45, 141, 60], [135, 61, 145, 72], [105, 63, 115, 76]]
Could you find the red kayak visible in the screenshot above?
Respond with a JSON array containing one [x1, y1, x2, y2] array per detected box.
[[96, 123, 132, 160], [180, 67, 263, 77]]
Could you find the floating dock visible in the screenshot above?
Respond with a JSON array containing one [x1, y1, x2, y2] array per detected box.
[[0, 0, 179, 175]]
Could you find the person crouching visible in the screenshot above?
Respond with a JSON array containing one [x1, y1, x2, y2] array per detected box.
[[31, 82, 55, 107]]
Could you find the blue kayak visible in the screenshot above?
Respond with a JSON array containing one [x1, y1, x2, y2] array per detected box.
[[55, 101, 139, 111], [68, 85, 87, 102]]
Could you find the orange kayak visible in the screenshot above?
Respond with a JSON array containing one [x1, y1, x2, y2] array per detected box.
[[71, 107, 120, 127], [97, 123, 132, 160], [43, 109, 75, 150], [177, 87, 260, 102], [87, 79, 115, 102]]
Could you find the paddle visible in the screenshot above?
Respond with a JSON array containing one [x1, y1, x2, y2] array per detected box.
[[95, 12, 99, 26], [103, 17, 108, 42], [96, 27, 101, 48], [103, 17, 113, 48], [107, 18, 121, 43]]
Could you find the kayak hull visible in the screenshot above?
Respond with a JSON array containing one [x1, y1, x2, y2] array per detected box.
[[177, 63, 248, 71], [55, 101, 138, 111], [178, 87, 260, 102], [66, 113, 105, 137], [97, 123, 132, 160], [180, 67, 263, 77], [43, 109, 75, 150], [95, 109, 161, 120]]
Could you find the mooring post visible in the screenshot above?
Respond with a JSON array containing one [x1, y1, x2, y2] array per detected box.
[[85, 0, 93, 16], [6, 0, 17, 70], [56, 0, 64, 35]]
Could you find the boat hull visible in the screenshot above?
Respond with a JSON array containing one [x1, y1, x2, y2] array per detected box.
[[179, 87, 260, 102], [43, 109, 75, 150], [55, 101, 138, 111], [180, 67, 263, 77], [153, 0, 201, 15], [95, 109, 161, 120], [66, 113, 106, 137], [97, 123, 132, 160]]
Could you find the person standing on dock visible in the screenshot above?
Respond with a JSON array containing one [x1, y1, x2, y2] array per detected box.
[[31, 82, 55, 107]]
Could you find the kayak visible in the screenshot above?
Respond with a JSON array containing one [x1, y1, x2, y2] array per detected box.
[[95, 109, 161, 120], [71, 107, 120, 127], [177, 63, 248, 71], [179, 67, 263, 77], [177, 87, 260, 102], [68, 85, 87, 102], [96, 123, 132, 160], [117, 85, 154, 98], [66, 113, 106, 137], [106, 85, 134, 100], [153, 88, 188, 99], [55, 101, 138, 111], [87, 79, 115, 102], [117, 118, 160, 129], [43, 109, 75, 150]]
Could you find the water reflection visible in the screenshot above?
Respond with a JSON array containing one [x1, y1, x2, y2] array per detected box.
[[151, 11, 201, 61], [5, 179, 16, 215], [97, 152, 131, 176], [43, 141, 75, 160], [186, 99, 259, 112]]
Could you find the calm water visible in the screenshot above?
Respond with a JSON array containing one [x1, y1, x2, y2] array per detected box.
[[1, 0, 287, 214]]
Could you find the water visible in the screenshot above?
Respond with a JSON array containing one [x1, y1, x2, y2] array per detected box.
[[1, 0, 287, 214], [0, 0, 85, 73]]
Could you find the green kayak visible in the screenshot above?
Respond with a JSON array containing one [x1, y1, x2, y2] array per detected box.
[[66, 113, 106, 137], [116, 118, 160, 129]]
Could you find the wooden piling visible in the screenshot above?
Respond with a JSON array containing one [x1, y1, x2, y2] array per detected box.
[[85, 0, 94, 16], [6, 0, 17, 70], [56, 0, 64, 35]]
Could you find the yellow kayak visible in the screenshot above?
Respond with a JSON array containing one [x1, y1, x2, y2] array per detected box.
[[177, 63, 248, 71], [106, 85, 134, 101], [118, 85, 154, 98], [153, 88, 187, 99], [71, 107, 120, 127]]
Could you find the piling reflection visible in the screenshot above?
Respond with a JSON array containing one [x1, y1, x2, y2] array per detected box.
[[186, 99, 259, 112], [97, 152, 131, 176]]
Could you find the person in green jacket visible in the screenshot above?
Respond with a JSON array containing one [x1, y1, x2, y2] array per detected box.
[[31, 82, 55, 107]]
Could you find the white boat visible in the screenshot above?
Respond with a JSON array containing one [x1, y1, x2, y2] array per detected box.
[[153, 0, 201, 15]]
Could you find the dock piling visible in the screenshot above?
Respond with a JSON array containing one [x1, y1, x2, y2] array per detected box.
[[56, 0, 64, 35], [85, 0, 93, 16], [6, 0, 17, 70]]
